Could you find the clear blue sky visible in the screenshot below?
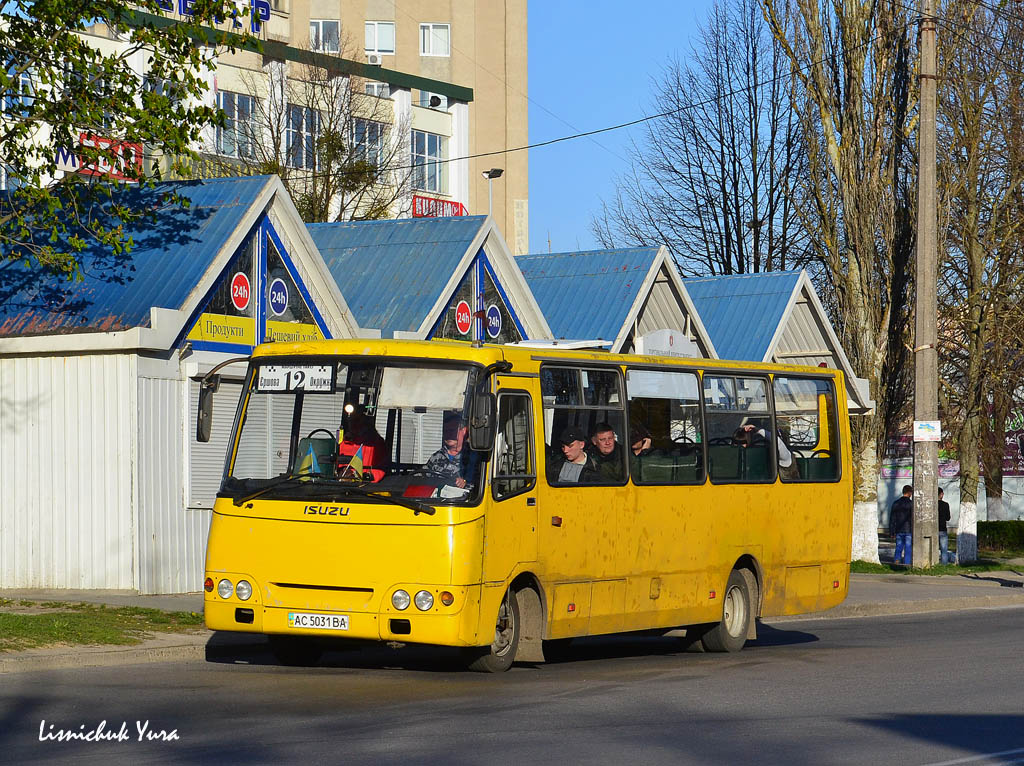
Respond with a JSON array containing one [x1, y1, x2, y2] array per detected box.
[[527, 0, 714, 254]]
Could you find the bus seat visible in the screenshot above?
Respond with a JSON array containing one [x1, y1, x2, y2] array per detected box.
[[639, 453, 676, 483], [296, 437, 336, 475], [709, 445, 741, 480], [743, 447, 773, 481], [803, 456, 837, 481]]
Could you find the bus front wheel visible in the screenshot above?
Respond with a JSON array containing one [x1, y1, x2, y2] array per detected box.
[[465, 589, 521, 672], [700, 569, 754, 653]]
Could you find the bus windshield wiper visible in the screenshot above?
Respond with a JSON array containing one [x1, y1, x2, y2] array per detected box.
[[337, 485, 436, 516], [232, 474, 435, 515], [233, 473, 324, 506]]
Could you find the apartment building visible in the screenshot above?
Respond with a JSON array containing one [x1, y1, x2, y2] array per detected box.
[[300, 0, 529, 252]]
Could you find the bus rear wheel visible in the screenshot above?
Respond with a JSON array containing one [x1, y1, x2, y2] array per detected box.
[[465, 589, 521, 673], [700, 569, 754, 653]]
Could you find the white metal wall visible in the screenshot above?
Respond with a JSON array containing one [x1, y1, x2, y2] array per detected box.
[[0, 354, 136, 589], [137, 370, 210, 594]]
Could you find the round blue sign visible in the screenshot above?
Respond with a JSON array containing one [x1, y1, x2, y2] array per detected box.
[[269, 278, 289, 317], [485, 303, 502, 339]]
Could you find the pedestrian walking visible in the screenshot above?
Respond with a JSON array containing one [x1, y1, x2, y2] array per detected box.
[[890, 484, 914, 565], [938, 488, 952, 564]]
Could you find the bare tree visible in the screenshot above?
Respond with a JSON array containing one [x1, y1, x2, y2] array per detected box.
[[592, 0, 811, 276], [201, 40, 412, 222], [760, 0, 918, 560], [937, 1, 1024, 536]]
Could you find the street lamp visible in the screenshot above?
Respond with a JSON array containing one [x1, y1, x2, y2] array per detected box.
[[482, 168, 503, 215]]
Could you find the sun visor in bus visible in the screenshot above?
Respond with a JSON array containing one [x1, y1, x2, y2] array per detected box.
[[625, 370, 699, 400], [377, 367, 469, 410]]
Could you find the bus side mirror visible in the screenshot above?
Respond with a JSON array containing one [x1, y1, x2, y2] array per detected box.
[[196, 375, 221, 443], [468, 391, 496, 452]]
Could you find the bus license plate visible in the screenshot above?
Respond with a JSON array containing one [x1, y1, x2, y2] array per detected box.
[[288, 612, 349, 631]]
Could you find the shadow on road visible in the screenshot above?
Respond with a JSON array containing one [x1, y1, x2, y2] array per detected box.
[[858, 714, 1024, 762], [204, 621, 821, 672], [748, 621, 820, 647]]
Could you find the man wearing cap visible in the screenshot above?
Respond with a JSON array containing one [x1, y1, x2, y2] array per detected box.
[[549, 425, 598, 483], [426, 414, 473, 488]]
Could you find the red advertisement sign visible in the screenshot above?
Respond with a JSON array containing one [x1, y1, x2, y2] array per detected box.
[[412, 194, 467, 218], [231, 272, 251, 311], [455, 300, 472, 335], [55, 133, 144, 182]]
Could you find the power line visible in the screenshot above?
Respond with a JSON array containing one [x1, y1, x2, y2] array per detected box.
[[277, 13, 918, 183]]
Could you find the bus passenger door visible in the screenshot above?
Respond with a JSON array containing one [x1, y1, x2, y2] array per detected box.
[[482, 390, 538, 584]]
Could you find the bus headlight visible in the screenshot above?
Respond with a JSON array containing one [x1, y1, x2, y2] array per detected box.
[[391, 590, 411, 610], [217, 579, 234, 599], [414, 590, 434, 611], [235, 580, 252, 601]]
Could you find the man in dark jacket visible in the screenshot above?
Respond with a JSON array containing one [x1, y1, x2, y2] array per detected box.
[[939, 488, 952, 564], [889, 484, 914, 565]]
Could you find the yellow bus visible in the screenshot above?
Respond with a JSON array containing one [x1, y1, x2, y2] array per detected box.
[[199, 339, 852, 671]]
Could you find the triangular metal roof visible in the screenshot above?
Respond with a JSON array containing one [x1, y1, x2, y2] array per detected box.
[[0, 176, 360, 353], [308, 215, 550, 339], [683, 270, 873, 413], [517, 246, 715, 355]]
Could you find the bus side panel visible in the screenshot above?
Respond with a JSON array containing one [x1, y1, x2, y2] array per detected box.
[[620, 482, 720, 632]]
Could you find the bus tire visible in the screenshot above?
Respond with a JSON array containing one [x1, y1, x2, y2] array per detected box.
[[268, 635, 323, 666], [700, 569, 753, 653], [465, 588, 521, 673]]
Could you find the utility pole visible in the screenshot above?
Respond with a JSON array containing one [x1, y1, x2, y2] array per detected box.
[[913, 0, 939, 567]]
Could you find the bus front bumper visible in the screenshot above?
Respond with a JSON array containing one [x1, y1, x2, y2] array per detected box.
[[204, 583, 484, 647]]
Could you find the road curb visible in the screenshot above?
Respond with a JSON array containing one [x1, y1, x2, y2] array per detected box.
[[770, 593, 1024, 622], [0, 639, 207, 671]]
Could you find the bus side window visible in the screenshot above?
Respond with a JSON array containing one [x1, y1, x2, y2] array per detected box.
[[772, 376, 840, 482], [541, 365, 627, 486], [493, 393, 536, 500], [625, 368, 705, 485], [703, 374, 774, 483]]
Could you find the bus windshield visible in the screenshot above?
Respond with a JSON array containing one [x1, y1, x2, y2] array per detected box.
[[221, 358, 483, 506]]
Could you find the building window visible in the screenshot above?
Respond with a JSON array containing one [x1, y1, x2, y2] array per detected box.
[[365, 21, 395, 54], [286, 105, 319, 170], [3, 65, 34, 116], [309, 20, 340, 53], [216, 91, 257, 159], [365, 82, 391, 98], [417, 90, 447, 110], [353, 119, 385, 167], [419, 23, 450, 56], [411, 129, 447, 193]]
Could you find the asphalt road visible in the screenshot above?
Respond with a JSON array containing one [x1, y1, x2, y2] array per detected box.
[[3, 606, 1024, 765]]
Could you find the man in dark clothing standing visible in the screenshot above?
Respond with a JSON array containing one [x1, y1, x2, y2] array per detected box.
[[938, 488, 952, 564], [890, 484, 914, 565]]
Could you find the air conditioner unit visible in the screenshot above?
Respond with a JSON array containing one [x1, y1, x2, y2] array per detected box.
[[366, 53, 382, 66]]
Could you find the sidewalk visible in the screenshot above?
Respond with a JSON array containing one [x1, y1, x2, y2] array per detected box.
[[3, 570, 1024, 673]]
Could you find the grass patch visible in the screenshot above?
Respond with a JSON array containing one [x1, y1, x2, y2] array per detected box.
[[0, 603, 203, 653]]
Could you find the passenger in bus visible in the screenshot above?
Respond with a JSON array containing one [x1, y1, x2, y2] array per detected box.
[[425, 415, 473, 489], [588, 422, 625, 481], [733, 423, 798, 479], [339, 404, 390, 481], [548, 425, 598, 483], [628, 422, 655, 476]]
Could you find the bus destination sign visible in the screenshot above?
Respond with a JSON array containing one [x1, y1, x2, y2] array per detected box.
[[257, 365, 335, 393]]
